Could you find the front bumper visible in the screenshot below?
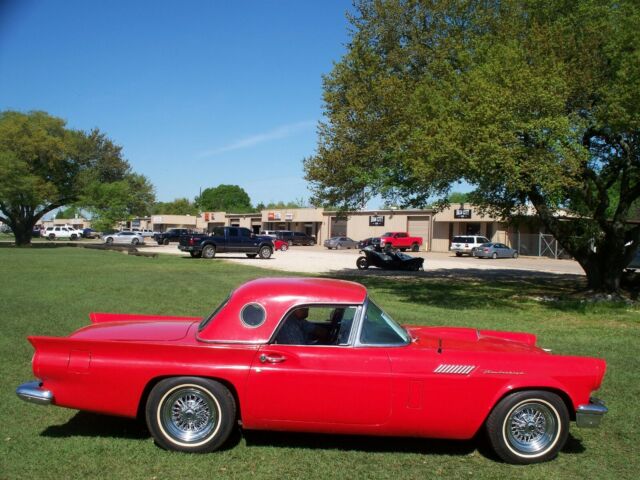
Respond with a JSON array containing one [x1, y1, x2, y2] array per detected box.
[[576, 397, 608, 428], [16, 380, 53, 405]]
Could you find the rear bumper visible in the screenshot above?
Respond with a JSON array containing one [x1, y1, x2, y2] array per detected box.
[[16, 380, 53, 405], [178, 245, 195, 252], [576, 397, 608, 428]]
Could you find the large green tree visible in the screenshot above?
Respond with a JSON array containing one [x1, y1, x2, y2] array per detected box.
[[0, 110, 155, 243], [195, 184, 253, 212], [151, 197, 199, 215], [305, 0, 640, 292]]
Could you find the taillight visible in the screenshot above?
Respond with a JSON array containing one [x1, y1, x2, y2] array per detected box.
[[484, 248, 489, 252], [189, 238, 195, 246]]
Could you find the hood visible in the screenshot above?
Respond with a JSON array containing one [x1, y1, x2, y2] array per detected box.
[[70, 320, 196, 342], [406, 326, 545, 354]]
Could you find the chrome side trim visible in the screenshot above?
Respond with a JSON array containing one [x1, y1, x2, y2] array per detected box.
[[576, 397, 608, 428], [434, 364, 476, 375], [16, 381, 53, 406]]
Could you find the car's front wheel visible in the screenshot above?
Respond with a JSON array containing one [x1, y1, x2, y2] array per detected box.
[[512, 252, 519, 259], [202, 245, 216, 259], [485, 390, 569, 464], [163, 238, 170, 245], [280, 243, 288, 251], [356, 256, 369, 270], [132, 238, 139, 245], [106, 237, 113, 245], [146, 377, 236, 453]]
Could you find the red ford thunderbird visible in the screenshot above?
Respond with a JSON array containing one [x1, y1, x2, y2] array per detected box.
[[16, 278, 607, 464]]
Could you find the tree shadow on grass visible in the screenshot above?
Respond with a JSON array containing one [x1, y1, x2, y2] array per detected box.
[[323, 269, 587, 312]]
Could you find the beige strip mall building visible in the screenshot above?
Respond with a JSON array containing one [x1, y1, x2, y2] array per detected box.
[[115, 204, 527, 253]]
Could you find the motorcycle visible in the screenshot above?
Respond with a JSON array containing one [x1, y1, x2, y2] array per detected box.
[[356, 246, 424, 271]]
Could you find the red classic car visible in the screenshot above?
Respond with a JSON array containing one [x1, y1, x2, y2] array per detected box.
[[17, 278, 607, 464]]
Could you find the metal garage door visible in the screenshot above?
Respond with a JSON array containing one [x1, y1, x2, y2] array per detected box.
[[407, 216, 430, 251], [330, 217, 347, 237]]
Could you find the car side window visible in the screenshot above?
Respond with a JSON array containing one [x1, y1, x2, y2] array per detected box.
[[228, 228, 239, 237], [240, 229, 250, 238], [273, 306, 358, 346]]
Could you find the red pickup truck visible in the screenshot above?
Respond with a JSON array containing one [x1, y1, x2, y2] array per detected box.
[[378, 232, 423, 251]]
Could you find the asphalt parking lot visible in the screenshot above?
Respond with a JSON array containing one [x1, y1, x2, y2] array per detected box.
[[138, 243, 584, 277]]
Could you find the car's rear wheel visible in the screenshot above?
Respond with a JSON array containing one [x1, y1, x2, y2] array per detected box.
[[258, 246, 272, 259], [146, 377, 236, 453], [70, 234, 77, 240], [132, 238, 139, 245], [455, 252, 462, 257], [485, 390, 569, 464], [492, 252, 498, 259], [163, 238, 170, 245], [280, 243, 288, 251], [356, 256, 369, 270], [411, 243, 420, 252], [202, 245, 216, 259], [48, 234, 55, 240]]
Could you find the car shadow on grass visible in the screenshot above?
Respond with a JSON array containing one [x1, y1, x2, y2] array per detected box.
[[41, 411, 148, 441]]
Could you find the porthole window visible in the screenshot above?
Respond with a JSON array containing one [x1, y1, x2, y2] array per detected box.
[[240, 303, 266, 328]]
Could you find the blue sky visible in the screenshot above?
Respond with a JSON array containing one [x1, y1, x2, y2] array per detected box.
[[0, 0, 354, 205]]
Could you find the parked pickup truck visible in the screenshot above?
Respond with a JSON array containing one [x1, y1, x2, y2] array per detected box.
[[178, 226, 274, 259], [154, 228, 195, 245], [378, 232, 423, 251]]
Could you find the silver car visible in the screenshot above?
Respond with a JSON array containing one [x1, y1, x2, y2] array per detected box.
[[324, 236, 359, 249], [473, 242, 518, 259], [103, 231, 145, 245]]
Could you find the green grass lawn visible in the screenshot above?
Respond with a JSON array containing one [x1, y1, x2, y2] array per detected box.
[[1, 248, 638, 479]]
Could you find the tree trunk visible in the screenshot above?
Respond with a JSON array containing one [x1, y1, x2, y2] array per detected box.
[[9, 219, 34, 246]]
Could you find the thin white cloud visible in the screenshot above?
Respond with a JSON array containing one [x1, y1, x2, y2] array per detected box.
[[198, 120, 316, 157]]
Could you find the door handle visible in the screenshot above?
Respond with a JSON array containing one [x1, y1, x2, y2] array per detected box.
[[260, 354, 286, 364]]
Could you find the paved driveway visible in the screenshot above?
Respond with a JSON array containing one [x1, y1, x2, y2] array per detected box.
[[139, 244, 584, 278]]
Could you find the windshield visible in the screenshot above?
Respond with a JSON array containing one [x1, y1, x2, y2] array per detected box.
[[198, 294, 231, 331], [360, 300, 410, 345], [381, 233, 393, 237]]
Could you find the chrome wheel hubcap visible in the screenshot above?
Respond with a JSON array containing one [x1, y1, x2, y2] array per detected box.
[[161, 388, 217, 443], [506, 402, 557, 454]]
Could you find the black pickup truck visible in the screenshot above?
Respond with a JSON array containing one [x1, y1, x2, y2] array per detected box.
[[178, 226, 274, 259], [154, 228, 195, 245]]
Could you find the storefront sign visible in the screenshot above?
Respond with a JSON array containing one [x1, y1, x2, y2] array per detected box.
[[285, 212, 293, 221], [369, 215, 385, 226], [204, 212, 215, 222], [268, 212, 282, 221], [454, 209, 472, 219], [131, 219, 140, 228]]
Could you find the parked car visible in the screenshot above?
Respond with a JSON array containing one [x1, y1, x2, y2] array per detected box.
[[274, 239, 288, 251], [42, 226, 80, 240], [154, 228, 194, 245], [259, 230, 279, 238], [103, 231, 145, 245], [379, 232, 423, 251], [178, 227, 274, 259], [625, 249, 640, 272], [131, 228, 157, 238], [473, 242, 519, 259], [276, 231, 316, 246], [16, 277, 607, 464], [82, 228, 100, 239], [358, 237, 381, 249], [450, 235, 491, 256], [324, 236, 359, 249]]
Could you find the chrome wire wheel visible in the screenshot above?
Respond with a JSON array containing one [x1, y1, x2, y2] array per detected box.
[[159, 386, 220, 446], [486, 390, 568, 464], [504, 401, 558, 455]]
